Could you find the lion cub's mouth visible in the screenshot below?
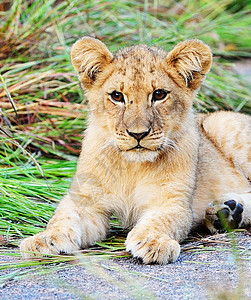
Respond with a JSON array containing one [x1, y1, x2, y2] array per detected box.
[[130, 144, 145, 150], [127, 143, 153, 151], [122, 144, 160, 162]]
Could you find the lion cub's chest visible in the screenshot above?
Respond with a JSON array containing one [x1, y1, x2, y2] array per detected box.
[[107, 178, 162, 228], [98, 160, 167, 227]]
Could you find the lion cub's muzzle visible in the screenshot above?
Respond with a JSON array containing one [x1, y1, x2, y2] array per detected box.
[[115, 127, 163, 161], [126, 128, 151, 150], [126, 128, 151, 143]]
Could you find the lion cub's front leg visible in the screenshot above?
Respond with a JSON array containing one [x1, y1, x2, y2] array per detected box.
[[125, 199, 192, 264], [126, 223, 180, 264], [20, 194, 109, 258]]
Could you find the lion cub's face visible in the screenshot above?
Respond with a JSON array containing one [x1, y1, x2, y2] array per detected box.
[[98, 47, 183, 162], [71, 37, 212, 162]]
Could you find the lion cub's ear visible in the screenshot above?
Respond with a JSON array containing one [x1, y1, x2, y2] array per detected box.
[[71, 36, 113, 88], [167, 40, 212, 91]]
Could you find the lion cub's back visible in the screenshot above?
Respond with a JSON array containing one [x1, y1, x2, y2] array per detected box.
[[199, 111, 251, 180]]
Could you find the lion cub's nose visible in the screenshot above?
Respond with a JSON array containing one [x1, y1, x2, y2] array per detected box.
[[127, 128, 151, 142]]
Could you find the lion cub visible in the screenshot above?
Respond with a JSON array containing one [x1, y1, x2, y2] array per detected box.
[[20, 37, 251, 264]]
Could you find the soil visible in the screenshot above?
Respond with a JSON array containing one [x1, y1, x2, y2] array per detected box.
[[0, 230, 250, 299]]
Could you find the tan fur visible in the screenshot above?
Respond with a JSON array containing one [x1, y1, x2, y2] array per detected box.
[[20, 37, 251, 264]]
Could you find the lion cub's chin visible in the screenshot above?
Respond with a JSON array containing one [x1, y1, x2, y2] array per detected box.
[[122, 149, 159, 163]]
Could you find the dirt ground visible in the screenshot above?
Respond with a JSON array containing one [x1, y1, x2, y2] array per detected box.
[[0, 230, 250, 299]]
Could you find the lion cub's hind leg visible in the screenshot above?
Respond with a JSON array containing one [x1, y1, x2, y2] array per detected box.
[[201, 112, 251, 233], [205, 192, 251, 233], [201, 111, 251, 181]]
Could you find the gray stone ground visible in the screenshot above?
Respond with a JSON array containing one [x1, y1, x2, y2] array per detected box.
[[0, 231, 250, 299]]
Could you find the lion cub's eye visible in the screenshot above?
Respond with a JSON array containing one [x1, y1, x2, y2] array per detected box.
[[110, 91, 124, 103], [152, 89, 170, 102]]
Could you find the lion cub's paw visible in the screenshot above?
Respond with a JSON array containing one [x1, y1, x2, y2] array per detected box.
[[125, 227, 180, 264], [20, 227, 81, 258], [205, 197, 243, 233]]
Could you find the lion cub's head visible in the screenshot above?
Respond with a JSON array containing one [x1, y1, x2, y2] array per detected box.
[[71, 37, 212, 162]]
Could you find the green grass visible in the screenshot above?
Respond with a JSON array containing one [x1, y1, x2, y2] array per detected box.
[[0, 0, 251, 292]]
